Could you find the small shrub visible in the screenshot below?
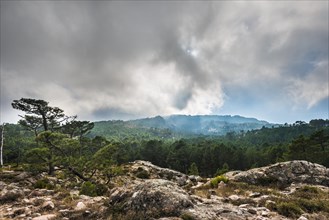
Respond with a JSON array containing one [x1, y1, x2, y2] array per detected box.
[[293, 186, 320, 199], [0, 191, 23, 204], [23, 164, 47, 175], [95, 183, 108, 196], [136, 169, 150, 179], [80, 181, 97, 197], [34, 178, 54, 190], [55, 171, 66, 180], [297, 198, 327, 213], [110, 166, 125, 176], [210, 175, 229, 188], [277, 202, 302, 218], [80, 182, 107, 197], [12, 166, 24, 172], [299, 186, 320, 194], [257, 176, 278, 186], [265, 200, 277, 211]]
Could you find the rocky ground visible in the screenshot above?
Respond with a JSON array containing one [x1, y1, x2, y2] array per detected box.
[[0, 160, 328, 220]]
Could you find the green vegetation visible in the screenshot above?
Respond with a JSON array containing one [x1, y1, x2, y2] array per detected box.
[[276, 202, 303, 218], [79, 181, 97, 197], [1, 98, 328, 180], [34, 178, 55, 190], [210, 175, 229, 188], [135, 169, 150, 179], [188, 162, 199, 176], [1, 97, 329, 219], [195, 180, 329, 218]]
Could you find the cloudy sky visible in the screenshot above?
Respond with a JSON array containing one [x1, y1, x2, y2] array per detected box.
[[1, 1, 328, 124]]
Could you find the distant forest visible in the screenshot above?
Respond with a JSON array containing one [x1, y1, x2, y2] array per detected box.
[[1, 98, 328, 180]]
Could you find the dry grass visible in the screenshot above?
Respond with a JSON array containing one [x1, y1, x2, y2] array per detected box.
[[192, 181, 329, 218]]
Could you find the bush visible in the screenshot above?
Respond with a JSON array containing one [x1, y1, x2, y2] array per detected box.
[[79, 181, 108, 197], [293, 186, 320, 199], [34, 178, 54, 190], [95, 183, 108, 196], [80, 181, 97, 197], [210, 175, 229, 188], [55, 171, 66, 180], [277, 202, 302, 218], [136, 169, 150, 179], [257, 176, 278, 186], [23, 164, 47, 175], [0, 191, 23, 204], [297, 198, 327, 213]]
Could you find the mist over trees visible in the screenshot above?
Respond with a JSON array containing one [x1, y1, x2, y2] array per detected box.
[[1, 98, 328, 180]]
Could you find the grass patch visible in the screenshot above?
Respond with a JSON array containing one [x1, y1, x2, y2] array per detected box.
[[193, 180, 329, 218], [276, 202, 303, 218], [297, 198, 328, 213], [266, 185, 329, 217], [292, 186, 320, 199]]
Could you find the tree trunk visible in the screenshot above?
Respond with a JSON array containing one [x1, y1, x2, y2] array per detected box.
[[67, 166, 90, 182], [47, 149, 54, 175], [48, 161, 54, 175], [1, 123, 4, 167]]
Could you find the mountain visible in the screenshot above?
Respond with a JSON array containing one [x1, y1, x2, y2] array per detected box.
[[163, 114, 270, 134], [90, 115, 273, 139]]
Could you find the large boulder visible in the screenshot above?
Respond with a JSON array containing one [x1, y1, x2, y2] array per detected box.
[[108, 179, 193, 219], [129, 160, 192, 186], [225, 160, 329, 187]]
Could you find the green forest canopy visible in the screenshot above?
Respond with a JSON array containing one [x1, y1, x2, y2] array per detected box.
[[1, 98, 328, 179]]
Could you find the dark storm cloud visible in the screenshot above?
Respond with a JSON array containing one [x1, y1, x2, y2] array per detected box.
[[1, 1, 328, 123]]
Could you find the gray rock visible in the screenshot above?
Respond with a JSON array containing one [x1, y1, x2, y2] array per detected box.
[[0, 181, 7, 190], [225, 161, 329, 187], [75, 201, 87, 210], [41, 200, 55, 210], [24, 207, 32, 216], [228, 195, 240, 201], [31, 213, 42, 217], [74, 202, 87, 211], [109, 179, 193, 218], [32, 214, 57, 220], [131, 161, 190, 185], [247, 208, 257, 214], [15, 172, 30, 181]]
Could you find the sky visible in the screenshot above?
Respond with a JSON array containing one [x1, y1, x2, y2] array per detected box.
[[1, 1, 328, 124]]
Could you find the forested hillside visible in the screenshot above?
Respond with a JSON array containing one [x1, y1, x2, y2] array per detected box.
[[89, 114, 272, 140], [1, 98, 328, 178]]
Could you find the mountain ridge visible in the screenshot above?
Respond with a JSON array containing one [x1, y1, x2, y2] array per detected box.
[[90, 114, 274, 138]]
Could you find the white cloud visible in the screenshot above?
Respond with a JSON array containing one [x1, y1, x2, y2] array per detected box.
[[288, 60, 328, 109], [1, 1, 328, 123]]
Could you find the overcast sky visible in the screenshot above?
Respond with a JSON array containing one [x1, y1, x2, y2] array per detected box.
[[1, 1, 328, 124]]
